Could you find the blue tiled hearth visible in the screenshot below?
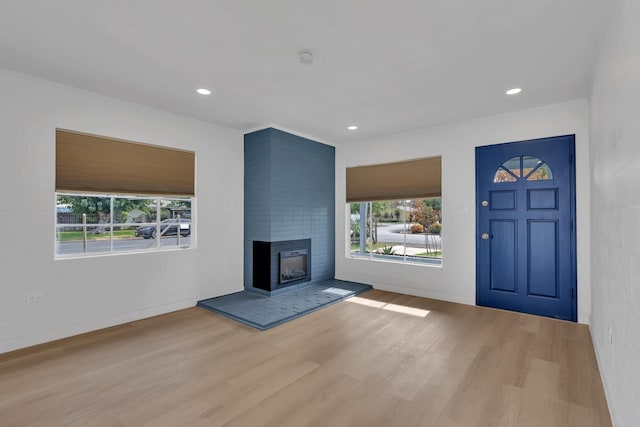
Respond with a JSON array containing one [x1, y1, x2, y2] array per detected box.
[[198, 279, 372, 330], [244, 128, 335, 294]]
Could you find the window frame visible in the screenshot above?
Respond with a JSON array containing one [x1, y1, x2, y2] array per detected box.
[[346, 198, 442, 267], [54, 192, 195, 259]]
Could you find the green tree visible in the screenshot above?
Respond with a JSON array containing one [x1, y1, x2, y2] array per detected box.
[[166, 199, 191, 209], [371, 201, 395, 221], [411, 198, 441, 233], [424, 198, 441, 212], [58, 196, 153, 233]]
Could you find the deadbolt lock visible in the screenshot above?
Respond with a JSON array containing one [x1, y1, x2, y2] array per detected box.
[[481, 200, 489, 207]]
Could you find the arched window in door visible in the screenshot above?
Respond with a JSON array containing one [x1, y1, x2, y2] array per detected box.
[[493, 156, 553, 183]]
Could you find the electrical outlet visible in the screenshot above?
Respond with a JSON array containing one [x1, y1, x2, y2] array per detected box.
[[26, 293, 44, 303], [608, 326, 613, 344]]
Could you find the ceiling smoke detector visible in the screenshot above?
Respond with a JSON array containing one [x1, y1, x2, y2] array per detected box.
[[298, 49, 313, 65]]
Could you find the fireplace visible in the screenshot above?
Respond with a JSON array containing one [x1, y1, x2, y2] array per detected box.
[[280, 249, 309, 284], [253, 239, 311, 291]]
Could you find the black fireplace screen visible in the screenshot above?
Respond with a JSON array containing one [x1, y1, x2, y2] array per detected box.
[[279, 249, 309, 284]]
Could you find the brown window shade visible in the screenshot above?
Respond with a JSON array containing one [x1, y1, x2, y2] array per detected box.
[[56, 129, 195, 196], [346, 156, 441, 202]]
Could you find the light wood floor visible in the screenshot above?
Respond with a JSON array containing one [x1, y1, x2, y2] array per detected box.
[[0, 290, 611, 427]]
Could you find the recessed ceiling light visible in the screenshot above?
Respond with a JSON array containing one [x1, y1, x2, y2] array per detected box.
[[196, 88, 212, 95], [347, 125, 358, 130], [506, 88, 522, 95]]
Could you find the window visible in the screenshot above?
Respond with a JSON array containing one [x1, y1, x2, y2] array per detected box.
[[349, 198, 442, 265], [55, 129, 195, 258], [493, 156, 553, 183], [56, 194, 192, 257], [346, 156, 442, 266]]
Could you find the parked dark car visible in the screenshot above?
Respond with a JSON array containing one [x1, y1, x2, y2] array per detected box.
[[136, 218, 191, 239]]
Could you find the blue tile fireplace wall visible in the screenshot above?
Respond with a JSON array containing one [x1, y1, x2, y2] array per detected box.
[[244, 128, 335, 294]]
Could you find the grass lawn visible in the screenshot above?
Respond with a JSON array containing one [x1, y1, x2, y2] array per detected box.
[[350, 242, 391, 251], [413, 251, 442, 258], [57, 230, 137, 241], [350, 243, 442, 258]]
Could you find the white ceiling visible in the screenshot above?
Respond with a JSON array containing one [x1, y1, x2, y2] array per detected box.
[[0, 0, 609, 144]]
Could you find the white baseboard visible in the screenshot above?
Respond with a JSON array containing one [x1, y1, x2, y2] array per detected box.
[[590, 327, 617, 427], [366, 281, 474, 306]]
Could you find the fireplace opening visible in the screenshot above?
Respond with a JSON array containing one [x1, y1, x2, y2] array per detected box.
[[280, 249, 309, 284]]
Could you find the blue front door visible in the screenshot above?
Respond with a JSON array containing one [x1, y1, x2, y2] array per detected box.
[[476, 135, 576, 321]]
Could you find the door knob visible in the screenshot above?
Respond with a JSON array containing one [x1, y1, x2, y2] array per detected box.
[[481, 233, 490, 240], [481, 200, 489, 207]]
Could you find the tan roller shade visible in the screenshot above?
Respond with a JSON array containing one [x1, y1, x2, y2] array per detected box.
[[56, 129, 195, 196], [346, 156, 441, 202]]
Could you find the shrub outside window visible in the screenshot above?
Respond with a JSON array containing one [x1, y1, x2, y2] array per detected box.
[[56, 193, 193, 258], [349, 198, 442, 266]]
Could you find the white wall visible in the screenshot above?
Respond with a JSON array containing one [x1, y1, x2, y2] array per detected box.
[[335, 99, 591, 323], [589, 0, 640, 424], [0, 68, 244, 354]]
